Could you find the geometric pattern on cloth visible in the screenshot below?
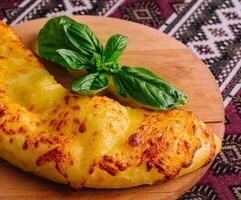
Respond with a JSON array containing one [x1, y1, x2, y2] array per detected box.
[[229, 185, 241, 200], [211, 134, 241, 175], [178, 184, 220, 200], [0, 0, 240, 199]]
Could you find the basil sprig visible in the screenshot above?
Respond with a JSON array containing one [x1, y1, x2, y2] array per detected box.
[[38, 16, 188, 110], [72, 73, 109, 95]]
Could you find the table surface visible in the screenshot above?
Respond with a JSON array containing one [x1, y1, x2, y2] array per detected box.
[[0, 1, 240, 200]]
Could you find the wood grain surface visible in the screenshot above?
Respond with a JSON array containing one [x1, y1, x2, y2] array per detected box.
[[0, 16, 224, 200]]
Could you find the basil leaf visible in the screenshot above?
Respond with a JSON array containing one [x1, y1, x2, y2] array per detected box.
[[72, 73, 109, 95], [38, 16, 77, 66], [64, 23, 103, 58], [38, 16, 102, 71], [113, 66, 188, 110], [104, 34, 128, 63], [56, 49, 90, 70], [112, 76, 128, 97]]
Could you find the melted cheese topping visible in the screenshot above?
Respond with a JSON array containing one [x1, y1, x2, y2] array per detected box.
[[0, 21, 221, 188]]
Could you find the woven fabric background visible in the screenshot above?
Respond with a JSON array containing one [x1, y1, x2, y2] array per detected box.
[[0, 0, 240, 199]]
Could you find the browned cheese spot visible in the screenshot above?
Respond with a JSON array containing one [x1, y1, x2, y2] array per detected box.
[[23, 135, 68, 150], [28, 105, 34, 111], [18, 126, 27, 133], [36, 147, 64, 165], [64, 95, 70, 105], [50, 119, 56, 125], [63, 112, 69, 118], [115, 161, 130, 171], [36, 147, 73, 179], [103, 155, 114, 163], [204, 129, 210, 137], [23, 139, 31, 150], [184, 140, 191, 150], [98, 161, 117, 176], [146, 161, 154, 172], [0, 107, 6, 117], [128, 133, 142, 147], [89, 160, 97, 175], [182, 160, 193, 168], [192, 124, 198, 133], [72, 105, 80, 111], [73, 117, 80, 124], [78, 122, 86, 133], [7, 129, 15, 135]]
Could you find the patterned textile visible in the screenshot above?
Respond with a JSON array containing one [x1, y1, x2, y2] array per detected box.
[[0, 0, 240, 199]]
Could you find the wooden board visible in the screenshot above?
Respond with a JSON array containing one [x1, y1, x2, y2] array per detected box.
[[0, 16, 224, 200]]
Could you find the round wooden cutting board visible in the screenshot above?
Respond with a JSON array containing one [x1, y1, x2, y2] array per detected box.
[[0, 16, 224, 200]]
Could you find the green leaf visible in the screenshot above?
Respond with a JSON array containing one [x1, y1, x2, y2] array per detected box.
[[113, 66, 188, 110], [64, 22, 103, 58], [112, 76, 128, 97], [38, 16, 78, 67], [72, 73, 109, 95], [56, 49, 90, 70], [104, 34, 128, 63], [38, 16, 102, 71]]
